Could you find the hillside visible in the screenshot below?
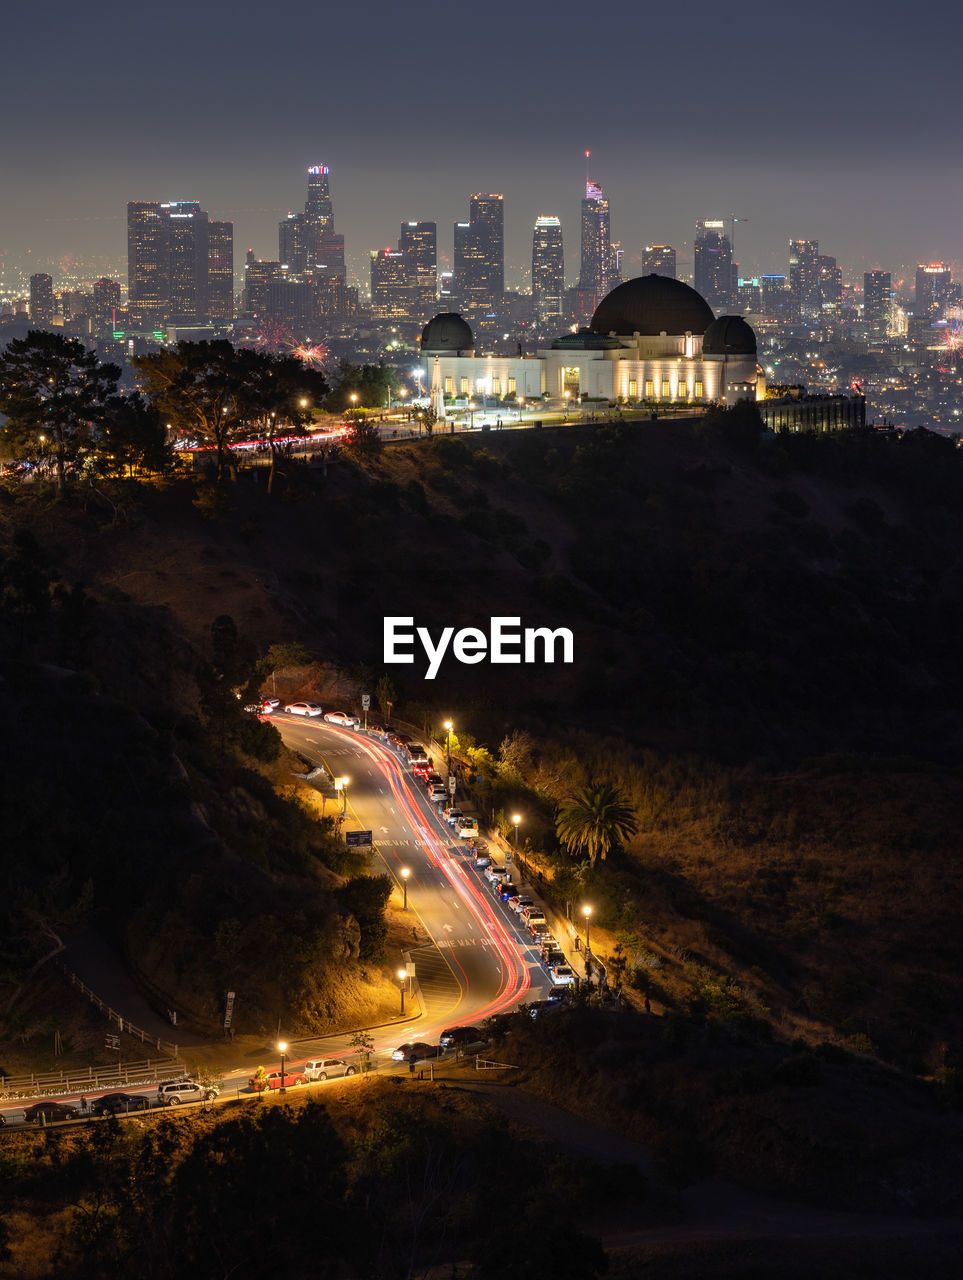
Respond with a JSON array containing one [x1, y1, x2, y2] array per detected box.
[[2, 414, 963, 1221]]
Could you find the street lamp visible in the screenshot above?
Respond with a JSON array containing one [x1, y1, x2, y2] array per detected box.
[[278, 1039, 288, 1094], [468, 400, 476, 430], [335, 776, 350, 814], [512, 813, 521, 870], [349, 392, 358, 411], [444, 719, 453, 778], [564, 390, 571, 418], [582, 905, 593, 956], [398, 967, 408, 1015], [517, 396, 524, 424], [401, 867, 410, 910]]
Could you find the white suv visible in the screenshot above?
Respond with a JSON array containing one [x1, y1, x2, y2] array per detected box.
[[156, 1079, 219, 1106], [302, 1057, 357, 1081]]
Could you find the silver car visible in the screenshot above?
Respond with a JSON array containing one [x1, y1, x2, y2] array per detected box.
[[301, 1057, 357, 1081]]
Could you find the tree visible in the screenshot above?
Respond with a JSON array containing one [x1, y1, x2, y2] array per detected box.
[[231, 347, 327, 493], [555, 781, 639, 867], [0, 330, 121, 493], [343, 415, 383, 462], [330, 358, 399, 411], [133, 340, 245, 481], [348, 1028, 375, 1073], [195, 614, 260, 745], [375, 672, 396, 717], [99, 391, 172, 477]]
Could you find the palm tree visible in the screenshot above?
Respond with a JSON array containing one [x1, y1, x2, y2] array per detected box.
[[555, 781, 638, 867]]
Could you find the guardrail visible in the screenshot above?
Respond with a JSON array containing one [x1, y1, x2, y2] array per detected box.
[[0, 1057, 184, 1100], [60, 965, 180, 1057]]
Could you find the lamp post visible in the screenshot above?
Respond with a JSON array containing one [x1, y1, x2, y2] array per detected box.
[[341, 777, 349, 814], [278, 1039, 288, 1094], [582, 905, 592, 956], [401, 867, 410, 910], [398, 968, 408, 1015], [564, 390, 571, 419], [349, 392, 358, 412], [517, 396, 524, 424], [468, 400, 475, 430], [444, 719, 453, 778], [512, 813, 521, 872]]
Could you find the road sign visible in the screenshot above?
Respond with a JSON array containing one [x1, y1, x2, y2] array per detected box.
[[448, 775, 456, 795], [361, 693, 370, 710], [345, 829, 373, 847], [105, 1035, 121, 1050], [224, 991, 236, 1030]]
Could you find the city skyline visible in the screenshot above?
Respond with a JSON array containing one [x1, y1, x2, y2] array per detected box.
[[4, 0, 962, 291]]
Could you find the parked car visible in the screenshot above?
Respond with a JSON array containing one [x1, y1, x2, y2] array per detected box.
[[551, 964, 576, 986], [390, 1042, 440, 1062], [301, 1058, 357, 1081], [526, 999, 567, 1019], [324, 710, 360, 727], [91, 1092, 151, 1117], [512, 895, 534, 915], [248, 1069, 306, 1092], [439, 1025, 484, 1049], [458, 818, 479, 837], [541, 947, 565, 970], [412, 761, 432, 778], [497, 881, 518, 900], [473, 851, 492, 868], [407, 744, 430, 766], [546, 985, 574, 1003], [284, 702, 323, 717], [262, 697, 281, 710], [522, 906, 546, 926], [157, 1080, 220, 1106], [428, 784, 448, 803], [24, 1101, 78, 1124], [425, 772, 444, 788], [530, 923, 554, 944], [444, 808, 465, 827]]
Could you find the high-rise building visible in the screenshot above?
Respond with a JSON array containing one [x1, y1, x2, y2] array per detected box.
[[370, 247, 409, 318], [818, 254, 842, 311], [127, 200, 230, 327], [863, 270, 892, 331], [641, 245, 676, 278], [453, 194, 504, 311], [29, 273, 54, 325], [279, 165, 346, 285], [208, 221, 234, 321], [531, 215, 564, 321], [694, 220, 732, 314], [127, 201, 170, 328], [164, 201, 210, 325], [789, 239, 820, 315], [92, 278, 122, 330], [400, 221, 437, 312], [579, 179, 612, 310], [916, 263, 952, 318]]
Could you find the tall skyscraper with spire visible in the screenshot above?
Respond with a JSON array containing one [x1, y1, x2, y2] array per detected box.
[[279, 165, 345, 283], [577, 155, 619, 321]]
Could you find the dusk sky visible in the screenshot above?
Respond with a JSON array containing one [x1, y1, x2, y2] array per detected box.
[[4, 0, 962, 290]]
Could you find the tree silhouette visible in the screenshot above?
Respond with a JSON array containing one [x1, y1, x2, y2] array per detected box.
[[555, 781, 638, 867], [0, 330, 120, 493]]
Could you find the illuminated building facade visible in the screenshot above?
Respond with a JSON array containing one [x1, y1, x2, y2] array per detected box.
[[916, 263, 951, 318], [279, 166, 346, 285], [208, 221, 234, 320], [532, 216, 564, 322], [164, 201, 210, 325], [454, 194, 504, 312], [425, 276, 763, 417], [92, 278, 122, 329], [127, 201, 170, 328], [863, 270, 891, 331], [579, 179, 616, 318], [370, 247, 409, 318], [789, 238, 820, 316], [400, 221, 437, 313], [29, 273, 54, 325], [641, 245, 676, 278], [694, 220, 732, 314]]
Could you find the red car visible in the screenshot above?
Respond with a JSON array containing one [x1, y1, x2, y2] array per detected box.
[[248, 1069, 306, 1092]]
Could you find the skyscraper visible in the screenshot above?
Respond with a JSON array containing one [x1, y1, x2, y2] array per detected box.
[[818, 254, 842, 311], [863, 270, 892, 331], [641, 245, 676, 278], [789, 239, 820, 316], [208, 221, 234, 321], [29, 273, 54, 325], [579, 179, 612, 309], [916, 263, 951, 318], [400, 221, 437, 313], [127, 200, 232, 327], [127, 202, 170, 328], [531, 216, 564, 321], [453, 195, 504, 312], [92, 278, 122, 330], [694, 220, 731, 314], [279, 166, 346, 284], [370, 248, 409, 318]]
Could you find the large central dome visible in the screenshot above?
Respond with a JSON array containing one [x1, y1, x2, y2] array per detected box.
[[590, 274, 715, 337]]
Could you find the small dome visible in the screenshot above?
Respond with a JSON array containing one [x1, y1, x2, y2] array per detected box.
[[702, 315, 757, 356], [421, 312, 474, 353], [590, 275, 714, 337]]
